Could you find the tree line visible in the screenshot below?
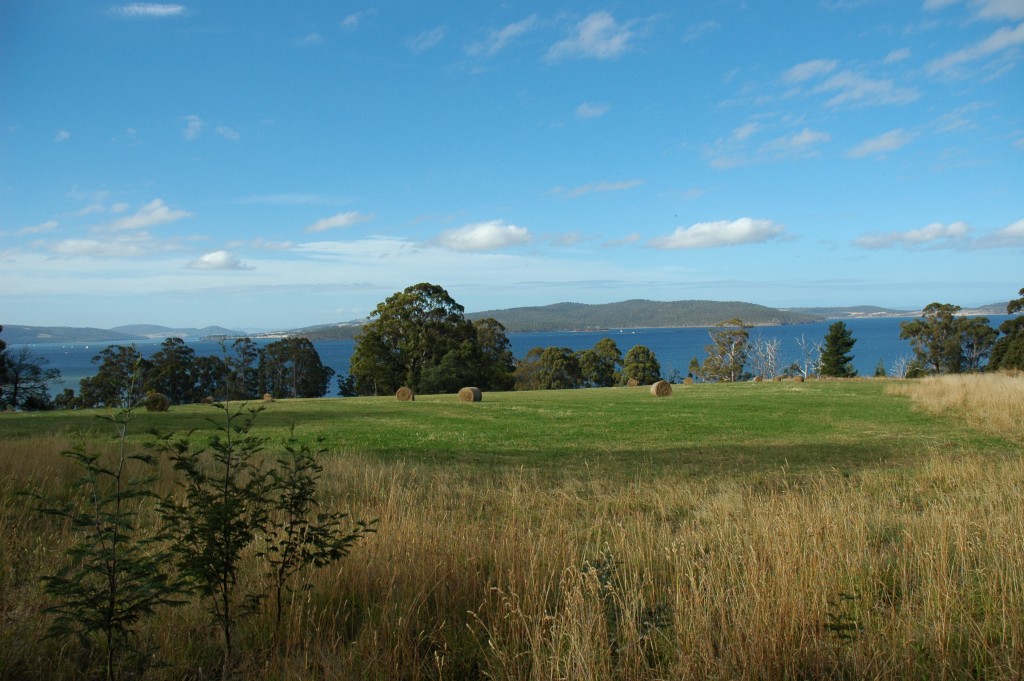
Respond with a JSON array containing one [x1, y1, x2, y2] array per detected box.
[[2, 285, 1021, 409]]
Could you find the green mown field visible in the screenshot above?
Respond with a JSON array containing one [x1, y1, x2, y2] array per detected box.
[[2, 378, 1022, 680]]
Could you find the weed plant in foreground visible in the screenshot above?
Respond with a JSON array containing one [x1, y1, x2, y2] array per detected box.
[[1, 378, 1022, 679]]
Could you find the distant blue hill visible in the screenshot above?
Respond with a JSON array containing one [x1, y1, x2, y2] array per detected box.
[[3, 324, 244, 345]]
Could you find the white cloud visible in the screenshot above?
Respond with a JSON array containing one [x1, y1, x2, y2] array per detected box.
[[683, 20, 720, 43], [467, 15, 537, 57], [782, 59, 839, 84], [111, 202, 130, 213], [854, 221, 971, 248], [112, 3, 185, 18], [974, 218, 1024, 247], [546, 11, 635, 61], [731, 122, 762, 141], [575, 102, 610, 119], [182, 114, 204, 140], [107, 199, 192, 231], [554, 179, 645, 198], [215, 126, 240, 140], [816, 70, 920, 106], [847, 128, 917, 157], [409, 26, 446, 53], [54, 130, 70, 143], [927, 22, 1024, 76], [761, 128, 832, 157], [302, 33, 323, 45], [188, 250, 252, 270], [885, 48, 912, 63], [650, 218, 785, 249], [305, 211, 372, 233], [929, 0, 1024, 20], [16, 220, 58, 236], [437, 220, 531, 251]]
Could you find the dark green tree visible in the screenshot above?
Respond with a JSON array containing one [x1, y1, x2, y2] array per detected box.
[[620, 345, 662, 385], [1, 346, 62, 410], [225, 338, 260, 399], [471, 318, 516, 391], [513, 347, 546, 391], [820, 321, 857, 378], [193, 354, 228, 400], [535, 347, 583, 390], [577, 337, 622, 387], [701, 319, 751, 382], [990, 287, 1024, 371], [874, 359, 887, 378], [78, 345, 149, 408], [259, 337, 334, 398], [144, 337, 197, 405], [350, 283, 510, 395], [900, 303, 996, 374]]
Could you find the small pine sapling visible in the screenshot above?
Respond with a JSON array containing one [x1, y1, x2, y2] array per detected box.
[[260, 433, 376, 632], [156, 403, 275, 680], [35, 382, 185, 681]]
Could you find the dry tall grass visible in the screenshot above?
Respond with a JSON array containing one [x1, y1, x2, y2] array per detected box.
[[3, 381, 1024, 679], [888, 372, 1024, 440]]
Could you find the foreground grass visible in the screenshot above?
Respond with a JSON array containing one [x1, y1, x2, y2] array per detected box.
[[2, 377, 1022, 679]]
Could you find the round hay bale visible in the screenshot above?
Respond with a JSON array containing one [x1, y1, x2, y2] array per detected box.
[[650, 380, 673, 397], [683, 377, 694, 385], [144, 392, 170, 412], [627, 378, 640, 387], [396, 386, 415, 402], [458, 387, 482, 402], [201, 396, 215, 405], [753, 375, 763, 383], [773, 376, 783, 382], [793, 375, 805, 383], [262, 393, 274, 402]]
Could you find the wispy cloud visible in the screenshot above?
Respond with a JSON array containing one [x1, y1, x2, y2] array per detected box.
[[650, 218, 785, 249], [467, 15, 537, 57], [215, 126, 240, 140], [925, 0, 1024, 20], [112, 3, 185, 18], [409, 26, 446, 54], [341, 10, 375, 31], [182, 114, 204, 140], [683, 20, 720, 43], [847, 128, 917, 158], [16, 220, 58, 236], [575, 102, 611, 119], [885, 47, 912, 63], [815, 70, 920, 107], [54, 129, 71, 143], [760, 128, 832, 158], [854, 221, 971, 249], [302, 33, 323, 45], [437, 220, 531, 251], [188, 250, 252, 270], [546, 11, 636, 61], [782, 59, 839, 84], [305, 211, 372, 233], [927, 22, 1024, 77], [552, 179, 645, 199], [973, 218, 1024, 248], [107, 199, 192, 231]]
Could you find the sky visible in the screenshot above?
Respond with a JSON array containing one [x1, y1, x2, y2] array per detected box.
[[2, 1, 1023, 330]]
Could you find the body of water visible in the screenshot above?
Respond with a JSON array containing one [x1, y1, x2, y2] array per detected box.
[[11, 316, 1010, 396]]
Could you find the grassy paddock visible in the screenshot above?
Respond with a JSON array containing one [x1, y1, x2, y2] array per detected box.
[[2, 377, 1022, 679]]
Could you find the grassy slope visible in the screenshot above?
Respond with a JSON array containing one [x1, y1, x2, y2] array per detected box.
[[1, 380, 1009, 478]]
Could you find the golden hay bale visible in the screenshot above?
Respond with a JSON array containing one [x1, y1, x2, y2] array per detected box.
[[754, 375, 764, 383], [262, 393, 274, 402], [201, 396, 215, 405], [396, 386, 415, 402], [650, 380, 673, 397], [683, 377, 694, 385], [793, 375, 805, 383], [627, 378, 640, 387], [773, 376, 783, 382], [144, 392, 170, 412], [458, 387, 482, 402]]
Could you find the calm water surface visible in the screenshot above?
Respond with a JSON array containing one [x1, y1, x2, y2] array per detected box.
[[14, 316, 1010, 395]]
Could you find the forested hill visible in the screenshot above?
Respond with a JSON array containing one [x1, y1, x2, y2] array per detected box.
[[465, 299, 821, 332]]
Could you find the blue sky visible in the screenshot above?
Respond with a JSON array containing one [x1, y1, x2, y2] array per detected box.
[[2, 1, 1022, 330]]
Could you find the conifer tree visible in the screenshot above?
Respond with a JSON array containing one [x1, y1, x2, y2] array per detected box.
[[820, 321, 857, 377]]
